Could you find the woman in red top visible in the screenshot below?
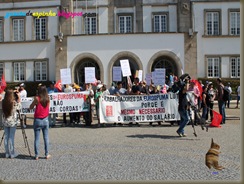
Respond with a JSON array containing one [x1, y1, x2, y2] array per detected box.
[[29, 85, 51, 160]]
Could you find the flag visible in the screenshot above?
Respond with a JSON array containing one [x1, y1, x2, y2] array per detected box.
[[209, 110, 222, 128], [191, 79, 203, 100], [54, 80, 62, 92], [0, 74, 7, 93]]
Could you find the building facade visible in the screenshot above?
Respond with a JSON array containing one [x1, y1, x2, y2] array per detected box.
[[0, 0, 240, 87]]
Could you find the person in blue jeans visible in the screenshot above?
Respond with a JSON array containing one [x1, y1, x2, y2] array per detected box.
[[201, 86, 208, 121], [2, 89, 21, 158], [216, 78, 226, 124], [176, 79, 190, 137], [29, 85, 51, 160]]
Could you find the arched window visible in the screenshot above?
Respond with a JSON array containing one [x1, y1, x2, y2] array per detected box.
[[151, 56, 178, 77]]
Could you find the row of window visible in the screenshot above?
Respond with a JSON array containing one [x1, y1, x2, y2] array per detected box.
[[0, 61, 47, 82], [0, 9, 240, 41], [0, 14, 168, 41], [206, 11, 240, 35], [207, 57, 240, 78], [0, 56, 239, 82]]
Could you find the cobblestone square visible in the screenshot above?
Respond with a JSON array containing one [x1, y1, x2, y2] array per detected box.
[[0, 104, 241, 182]]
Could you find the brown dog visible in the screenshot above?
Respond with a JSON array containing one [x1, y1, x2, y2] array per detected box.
[[205, 138, 224, 170]]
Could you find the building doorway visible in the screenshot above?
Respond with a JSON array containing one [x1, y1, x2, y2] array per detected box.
[[112, 57, 139, 88], [74, 58, 100, 87], [151, 56, 179, 80]]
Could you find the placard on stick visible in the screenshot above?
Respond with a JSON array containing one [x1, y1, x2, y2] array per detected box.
[[120, 59, 131, 77], [85, 67, 96, 84], [60, 68, 71, 85]]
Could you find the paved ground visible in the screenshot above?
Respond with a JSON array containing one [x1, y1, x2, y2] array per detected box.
[[0, 101, 241, 182]]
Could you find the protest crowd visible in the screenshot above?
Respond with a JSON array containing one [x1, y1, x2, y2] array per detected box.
[[0, 72, 240, 159]]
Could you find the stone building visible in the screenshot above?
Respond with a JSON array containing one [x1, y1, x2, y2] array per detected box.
[[0, 0, 240, 86]]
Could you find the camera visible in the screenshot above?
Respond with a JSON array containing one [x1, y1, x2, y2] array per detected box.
[[171, 73, 191, 93]]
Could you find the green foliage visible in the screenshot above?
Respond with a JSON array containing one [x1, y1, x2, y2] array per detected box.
[[5, 81, 53, 97], [197, 78, 240, 100], [197, 78, 240, 92]]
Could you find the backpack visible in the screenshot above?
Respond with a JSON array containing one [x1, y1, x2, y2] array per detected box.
[[222, 87, 230, 101]]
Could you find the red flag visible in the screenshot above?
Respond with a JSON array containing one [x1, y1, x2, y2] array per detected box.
[[191, 79, 203, 100], [209, 110, 222, 128], [54, 80, 62, 92], [0, 74, 7, 93]]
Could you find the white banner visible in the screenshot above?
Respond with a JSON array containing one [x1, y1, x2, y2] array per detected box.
[[99, 93, 180, 123], [20, 92, 90, 114]]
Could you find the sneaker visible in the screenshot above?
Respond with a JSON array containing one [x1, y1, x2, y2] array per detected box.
[[182, 133, 187, 137], [176, 130, 183, 137], [46, 154, 51, 159], [10, 153, 19, 159]]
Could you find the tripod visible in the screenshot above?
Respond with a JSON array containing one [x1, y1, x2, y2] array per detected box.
[[0, 111, 32, 157]]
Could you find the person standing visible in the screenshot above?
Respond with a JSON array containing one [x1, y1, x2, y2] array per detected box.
[[29, 85, 51, 160], [2, 89, 21, 158], [201, 86, 208, 120], [47, 82, 58, 127], [216, 78, 226, 124], [206, 83, 215, 122], [236, 85, 240, 108], [225, 82, 232, 108], [176, 79, 190, 137], [94, 84, 103, 127], [62, 84, 74, 126], [18, 83, 27, 127]]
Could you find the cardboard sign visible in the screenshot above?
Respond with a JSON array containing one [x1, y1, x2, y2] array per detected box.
[[120, 59, 131, 77]]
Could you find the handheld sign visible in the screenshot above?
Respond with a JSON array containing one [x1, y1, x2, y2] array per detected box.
[[60, 68, 71, 85], [85, 67, 96, 84], [120, 59, 131, 77]]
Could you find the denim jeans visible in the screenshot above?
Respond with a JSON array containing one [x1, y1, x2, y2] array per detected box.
[[201, 106, 207, 119], [33, 117, 49, 157], [177, 110, 190, 134], [4, 126, 17, 158], [218, 100, 226, 124]]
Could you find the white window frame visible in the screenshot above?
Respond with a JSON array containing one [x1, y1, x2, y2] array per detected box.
[[205, 11, 220, 35], [207, 57, 220, 78], [229, 11, 240, 35], [35, 61, 47, 81], [153, 14, 167, 32], [0, 19, 3, 42], [119, 15, 132, 33], [14, 62, 25, 82], [230, 57, 240, 78], [12, 18, 25, 41], [34, 17, 47, 40], [84, 16, 97, 34]]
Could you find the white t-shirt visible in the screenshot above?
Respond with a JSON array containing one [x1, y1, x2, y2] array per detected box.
[[237, 86, 240, 96], [19, 89, 27, 98]]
